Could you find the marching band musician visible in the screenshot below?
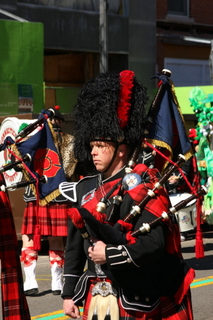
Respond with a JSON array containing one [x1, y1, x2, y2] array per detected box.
[[60, 71, 195, 320], [20, 106, 78, 296]]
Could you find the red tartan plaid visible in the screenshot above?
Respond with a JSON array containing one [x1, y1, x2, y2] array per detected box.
[[21, 201, 72, 236], [118, 291, 193, 320], [0, 180, 31, 320], [83, 280, 193, 320]]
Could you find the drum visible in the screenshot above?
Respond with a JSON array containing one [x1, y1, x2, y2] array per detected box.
[[0, 117, 37, 186], [169, 193, 197, 232]]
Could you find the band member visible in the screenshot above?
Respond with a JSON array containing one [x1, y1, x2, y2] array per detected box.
[[21, 106, 78, 296], [60, 71, 194, 320]]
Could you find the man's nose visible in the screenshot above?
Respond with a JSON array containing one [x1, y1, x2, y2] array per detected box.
[[91, 146, 97, 155]]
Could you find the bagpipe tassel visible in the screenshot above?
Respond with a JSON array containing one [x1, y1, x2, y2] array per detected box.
[[195, 229, 204, 259], [104, 312, 111, 320], [91, 309, 98, 320], [195, 198, 204, 259], [33, 224, 41, 251], [88, 294, 119, 320]]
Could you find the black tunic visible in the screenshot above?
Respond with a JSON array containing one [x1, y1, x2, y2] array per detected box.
[[60, 164, 194, 312]]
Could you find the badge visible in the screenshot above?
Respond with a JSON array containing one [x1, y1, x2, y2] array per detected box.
[[91, 281, 117, 297], [122, 173, 142, 190]]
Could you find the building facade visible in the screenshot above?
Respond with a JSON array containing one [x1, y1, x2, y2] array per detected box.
[[157, 0, 213, 87], [0, 0, 157, 116]]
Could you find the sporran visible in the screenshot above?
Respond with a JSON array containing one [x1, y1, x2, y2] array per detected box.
[[88, 281, 119, 320]]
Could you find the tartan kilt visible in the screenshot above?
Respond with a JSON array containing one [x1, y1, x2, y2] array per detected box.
[[21, 201, 72, 236], [83, 280, 193, 320]]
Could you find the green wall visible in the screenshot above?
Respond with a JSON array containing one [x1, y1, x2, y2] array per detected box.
[[0, 20, 44, 115], [175, 86, 213, 114]]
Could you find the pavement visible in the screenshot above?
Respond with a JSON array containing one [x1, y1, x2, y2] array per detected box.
[[1, 225, 213, 319]]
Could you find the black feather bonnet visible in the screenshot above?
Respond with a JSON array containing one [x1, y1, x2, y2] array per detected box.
[[73, 70, 148, 163]]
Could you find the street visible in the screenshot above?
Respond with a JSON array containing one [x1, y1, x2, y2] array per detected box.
[[1, 227, 213, 320]]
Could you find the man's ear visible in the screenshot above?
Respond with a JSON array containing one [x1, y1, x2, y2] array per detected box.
[[118, 144, 127, 157]]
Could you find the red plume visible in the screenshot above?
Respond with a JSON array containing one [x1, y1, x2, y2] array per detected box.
[[117, 70, 135, 129], [54, 105, 60, 110]]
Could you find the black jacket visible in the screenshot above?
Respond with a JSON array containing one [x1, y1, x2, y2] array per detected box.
[[60, 164, 194, 312]]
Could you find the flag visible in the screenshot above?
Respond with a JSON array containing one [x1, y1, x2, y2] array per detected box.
[[146, 76, 192, 171], [0, 173, 31, 320], [146, 74, 204, 258], [14, 120, 66, 205]]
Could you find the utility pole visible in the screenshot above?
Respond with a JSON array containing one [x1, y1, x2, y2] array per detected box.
[[99, 0, 108, 73], [209, 40, 213, 84]]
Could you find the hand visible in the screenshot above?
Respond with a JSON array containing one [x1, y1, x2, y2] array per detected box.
[[63, 299, 80, 319], [88, 240, 107, 264]]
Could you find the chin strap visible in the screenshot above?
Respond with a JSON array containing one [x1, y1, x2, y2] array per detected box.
[[103, 143, 120, 174]]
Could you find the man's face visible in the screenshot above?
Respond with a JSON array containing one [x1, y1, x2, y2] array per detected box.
[[90, 140, 115, 172]]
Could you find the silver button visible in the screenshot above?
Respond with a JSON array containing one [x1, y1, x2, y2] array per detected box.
[[122, 251, 127, 256], [134, 295, 139, 301], [145, 297, 150, 302], [118, 245, 122, 250], [126, 258, 131, 263]]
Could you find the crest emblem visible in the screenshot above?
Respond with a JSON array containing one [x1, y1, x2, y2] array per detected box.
[[122, 173, 142, 190], [33, 148, 61, 178]]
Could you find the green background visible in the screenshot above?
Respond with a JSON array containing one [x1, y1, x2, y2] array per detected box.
[[0, 20, 44, 115]]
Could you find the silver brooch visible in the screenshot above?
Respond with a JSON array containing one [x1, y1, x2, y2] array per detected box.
[[91, 281, 117, 297], [122, 173, 142, 190]]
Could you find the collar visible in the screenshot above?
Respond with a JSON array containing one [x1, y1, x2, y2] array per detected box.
[[98, 166, 126, 186]]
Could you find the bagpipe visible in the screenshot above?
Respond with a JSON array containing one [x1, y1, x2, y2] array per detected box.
[[0, 108, 56, 195], [69, 156, 207, 246], [68, 69, 206, 259]]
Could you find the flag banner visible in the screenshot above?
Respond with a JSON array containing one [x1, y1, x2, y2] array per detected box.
[[14, 121, 66, 205], [146, 77, 192, 170], [0, 174, 31, 320]]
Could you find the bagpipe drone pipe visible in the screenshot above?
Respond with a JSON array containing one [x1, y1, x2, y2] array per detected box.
[[0, 175, 48, 192], [15, 108, 55, 140]]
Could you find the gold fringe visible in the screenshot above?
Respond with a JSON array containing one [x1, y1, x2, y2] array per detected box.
[[88, 294, 119, 320], [146, 138, 173, 156], [38, 189, 61, 206]]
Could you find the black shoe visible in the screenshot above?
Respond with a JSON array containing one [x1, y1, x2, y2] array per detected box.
[[25, 288, 39, 296], [52, 290, 61, 295]]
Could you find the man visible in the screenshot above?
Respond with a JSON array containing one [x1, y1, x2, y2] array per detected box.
[[21, 106, 78, 296], [60, 70, 194, 320]]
